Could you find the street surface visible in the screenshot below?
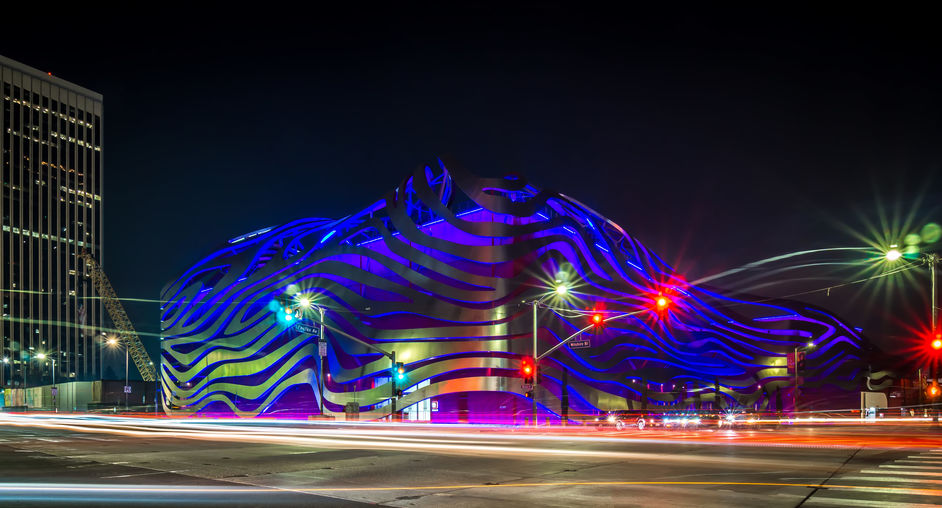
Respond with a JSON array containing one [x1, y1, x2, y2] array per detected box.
[[3, 414, 942, 507]]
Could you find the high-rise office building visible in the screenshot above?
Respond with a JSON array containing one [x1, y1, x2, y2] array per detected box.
[[1, 55, 103, 387]]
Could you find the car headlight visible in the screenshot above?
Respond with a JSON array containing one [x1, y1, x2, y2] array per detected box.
[[726, 414, 736, 422], [607, 415, 616, 423]]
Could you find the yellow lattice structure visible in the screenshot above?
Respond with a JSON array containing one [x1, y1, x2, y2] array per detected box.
[[79, 251, 156, 382]]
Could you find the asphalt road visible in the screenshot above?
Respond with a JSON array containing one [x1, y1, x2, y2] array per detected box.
[[3, 415, 942, 507]]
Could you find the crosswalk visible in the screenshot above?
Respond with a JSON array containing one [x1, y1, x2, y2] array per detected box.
[[804, 449, 942, 507]]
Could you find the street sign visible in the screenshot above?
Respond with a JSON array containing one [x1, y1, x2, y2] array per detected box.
[[786, 353, 795, 373], [569, 339, 591, 349], [522, 383, 533, 392], [431, 400, 439, 412], [318, 341, 328, 357], [50, 387, 58, 396], [123, 385, 132, 394], [295, 323, 321, 337]]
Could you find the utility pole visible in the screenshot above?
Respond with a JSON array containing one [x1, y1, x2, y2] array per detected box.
[[929, 253, 938, 421], [125, 347, 129, 411], [930, 253, 938, 337]]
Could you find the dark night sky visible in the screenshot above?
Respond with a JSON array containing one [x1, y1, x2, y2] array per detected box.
[[2, 5, 940, 375]]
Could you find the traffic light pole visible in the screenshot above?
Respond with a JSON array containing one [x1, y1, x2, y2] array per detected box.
[[390, 351, 397, 421], [930, 254, 938, 421], [318, 306, 325, 416], [793, 347, 799, 413], [930, 253, 937, 333], [532, 304, 538, 426], [310, 317, 399, 420]]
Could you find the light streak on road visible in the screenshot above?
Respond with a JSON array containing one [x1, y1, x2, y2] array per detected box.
[[2, 480, 942, 497], [5, 413, 942, 467]]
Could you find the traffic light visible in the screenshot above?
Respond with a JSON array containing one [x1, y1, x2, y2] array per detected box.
[[394, 362, 406, 382], [521, 357, 534, 383], [590, 312, 604, 328], [928, 381, 940, 399], [655, 295, 670, 311], [932, 332, 942, 351], [270, 294, 297, 326]]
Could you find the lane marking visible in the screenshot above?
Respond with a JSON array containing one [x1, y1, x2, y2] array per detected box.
[[840, 475, 942, 485], [860, 469, 942, 477], [879, 464, 942, 470]]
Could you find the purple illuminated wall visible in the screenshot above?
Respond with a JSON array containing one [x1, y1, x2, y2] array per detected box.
[[160, 162, 889, 420]]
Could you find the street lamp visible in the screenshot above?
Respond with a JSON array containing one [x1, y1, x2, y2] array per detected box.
[[886, 247, 939, 404], [35, 352, 56, 412], [106, 338, 129, 410], [885, 246, 902, 262], [524, 279, 571, 426], [290, 292, 329, 416], [792, 342, 815, 413]]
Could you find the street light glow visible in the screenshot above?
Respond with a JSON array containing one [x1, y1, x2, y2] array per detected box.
[[107, 338, 118, 346], [36, 353, 46, 360], [554, 284, 568, 296], [297, 297, 312, 309], [885, 247, 902, 261]]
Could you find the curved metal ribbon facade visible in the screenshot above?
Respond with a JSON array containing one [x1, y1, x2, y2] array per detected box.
[[160, 162, 886, 420]]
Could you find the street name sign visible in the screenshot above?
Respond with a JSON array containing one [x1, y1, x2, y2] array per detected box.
[[295, 323, 321, 337]]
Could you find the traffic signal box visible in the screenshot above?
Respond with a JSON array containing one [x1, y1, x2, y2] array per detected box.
[[928, 381, 941, 400], [393, 362, 406, 398], [521, 357, 535, 398]]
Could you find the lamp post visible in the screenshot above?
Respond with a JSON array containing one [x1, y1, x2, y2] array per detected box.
[[885, 247, 939, 410], [36, 353, 56, 412], [107, 338, 129, 410], [318, 305, 325, 415], [792, 341, 815, 414], [296, 295, 328, 416], [524, 281, 571, 426]]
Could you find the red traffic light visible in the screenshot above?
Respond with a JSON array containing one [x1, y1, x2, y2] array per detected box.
[[654, 294, 670, 311], [930, 383, 940, 398], [520, 357, 534, 377], [933, 338, 942, 351], [591, 313, 603, 326]]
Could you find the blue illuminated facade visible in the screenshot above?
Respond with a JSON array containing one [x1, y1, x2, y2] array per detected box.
[[160, 162, 888, 420]]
